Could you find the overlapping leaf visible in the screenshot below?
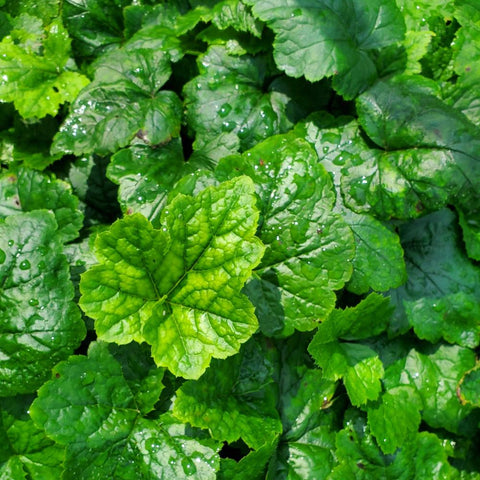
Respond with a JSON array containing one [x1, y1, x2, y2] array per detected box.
[[52, 44, 181, 156], [0, 167, 83, 243], [0, 17, 89, 119], [80, 176, 264, 379], [0, 211, 85, 396], [216, 133, 355, 336], [245, 0, 405, 98], [30, 342, 220, 480], [389, 209, 480, 347]]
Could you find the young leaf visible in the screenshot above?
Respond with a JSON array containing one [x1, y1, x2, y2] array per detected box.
[[173, 337, 282, 450], [0, 167, 83, 243], [390, 209, 480, 348], [0, 211, 85, 395], [245, 0, 405, 98], [30, 342, 220, 479], [0, 395, 64, 479], [80, 176, 265, 379], [309, 341, 384, 406], [216, 133, 355, 336], [52, 46, 181, 156], [0, 19, 89, 119]]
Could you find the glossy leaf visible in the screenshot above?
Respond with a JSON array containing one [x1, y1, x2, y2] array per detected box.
[[390, 209, 480, 347], [0, 19, 89, 119], [173, 337, 282, 450], [458, 363, 480, 408], [80, 176, 264, 378], [245, 0, 405, 98], [0, 395, 64, 479], [0, 211, 85, 395], [216, 133, 355, 336], [295, 114, 407, 294], [309, 341, 384, 406], [52, 46, 181, 156], [30, 342, 220, 479], [0, 167, 83, 243]]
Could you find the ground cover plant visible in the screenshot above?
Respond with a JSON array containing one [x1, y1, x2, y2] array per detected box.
[[1, 0, 480, 478]]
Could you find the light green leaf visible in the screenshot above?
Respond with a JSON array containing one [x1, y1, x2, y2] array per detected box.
[[309, 341, 384, 406], [173, 337, 282, 450], [295, 113, 407, 294], [52, 46, 181, 156], [30, 342, 220, 479], [0, 395, 64, 479], [312, 293, 393, 345], [80, 176, 264, 379], [245, 0, 405, 98], [458, 363, 480, 408], [343, 75, 480, 219], [0, 19, 89, 119], [216, 133, 355, 336], [0, 167, 83, 243], [390, 209, 480, 347], [0, 211, 85, 396], [210, 0, 263, 37], [458, 207, 480, 261], [367, 386, 422, 454], [384, 343, 480, 435]]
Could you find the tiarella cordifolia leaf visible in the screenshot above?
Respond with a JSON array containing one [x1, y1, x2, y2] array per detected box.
[[0, 395, 64, 479], [0, 211, 85, 396], [295, 114, 407, 294], [52, 46, 181, 156], [458, 363, 480, 408], [216, 133, 355, 336], [0, 18, 89, 119], [244, 0, 405, 98], [389, 209, 480, 347], [30, 342, 220, 480], [0, 167, 83, 243], [80, 176, 264, 378]]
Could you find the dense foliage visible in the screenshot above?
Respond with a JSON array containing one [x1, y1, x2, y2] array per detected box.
[[1, 0, 480, 478]]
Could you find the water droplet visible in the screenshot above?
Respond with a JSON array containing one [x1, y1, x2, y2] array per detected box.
[[169, 457, 176, 466], [36, 245, 47, 256], [8, 240, 14, 247], [181, 458, 197, 476], [38, 261, 47, 271], [19, 260, 31, 270], [0, 249, 5, 264], [137, 195, 145, 203], [218, 103, 232, 117], [322, 146, 329, 154], [29, 298, 39, 307]]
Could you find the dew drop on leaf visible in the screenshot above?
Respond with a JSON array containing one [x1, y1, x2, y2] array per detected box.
[[7, 240, 14, 247], [181, 458, 197, 476], [29, 298, 39, 307], [218, 103, 232, 117], [19, 260, 31, 270]]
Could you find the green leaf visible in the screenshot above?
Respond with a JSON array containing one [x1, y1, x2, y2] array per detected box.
[[458, 207, 480, 261], [312, 293, 393, 345], [107, 141, 196, 226], [309, 341, 384, 406], [0, 211, 85, 396], [184, 46, 318, 163], [0, 395, 64, 479], [0, 167, 83, 243], [80, 176, 265, 379], [173, 337, 282, 450], [216, 133, 355, 336], [210, 0, 264, 37], [390, 209, 480, 347], [343, 75, 480, 219], [458, 362, 480, 408], [245, 0, 405, 98], [295, 113, 407, 294], [384, 343, 480, 435], [62, 0, 131, 58], [367, 386, 422, 454], [0, 19, 89, 119], [52, 46, 181, 156], [30, 342, 220, 479]]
